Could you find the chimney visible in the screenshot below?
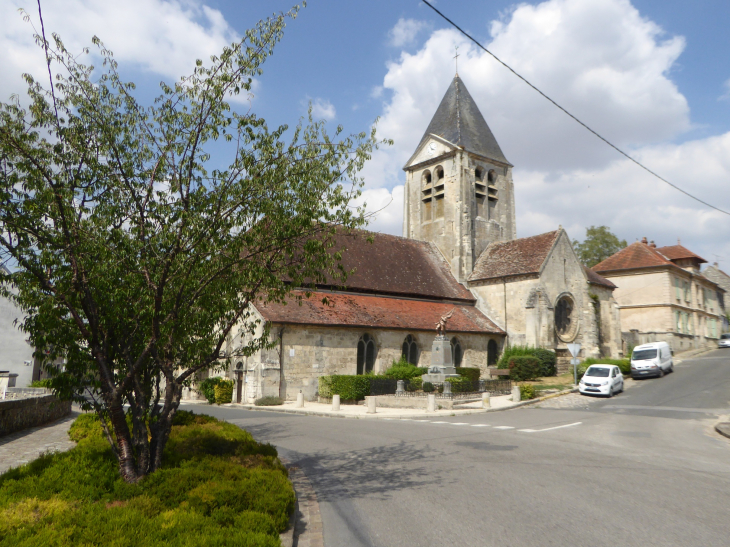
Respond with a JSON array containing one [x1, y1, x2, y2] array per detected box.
[[650, 241, 656, 248], [641, 237, 648, 244]]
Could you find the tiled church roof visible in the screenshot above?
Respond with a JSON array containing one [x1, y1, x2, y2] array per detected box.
[[468, 230, 560, 282], [406, 75, 511, 167], [256, 291, 504, 334], [583, 266, 617, 289]]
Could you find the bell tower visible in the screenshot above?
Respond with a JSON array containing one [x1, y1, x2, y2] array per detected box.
[[402, 75, 516, 282]]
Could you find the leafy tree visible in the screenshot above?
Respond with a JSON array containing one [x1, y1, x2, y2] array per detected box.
[[572, 226, 627, 268], [0, 5, 388, 482]]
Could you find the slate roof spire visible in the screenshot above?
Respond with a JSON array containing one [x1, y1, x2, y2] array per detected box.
[[410, 75, 511, 166]]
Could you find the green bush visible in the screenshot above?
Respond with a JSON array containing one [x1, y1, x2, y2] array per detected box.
[[318, 375, 333, 398], [520, 384, 537, 400], [407, 377, 423, 391], [199, 376, 225, 404], [422, 382, 435, 393], [0, 412, 294, 546], [507, 356, 541, 381], [322, 375, 372, 401], [532, 348, 557, 377], [579, 357, 631, 377], [444, 376, 474, 393], [255, 396, 284, 406], [214, 380, 234, 405], [497, 344, 536, 369], [29, 379, 52, 388], [456, 367, 480, 382], [382, 358, 427, 380]]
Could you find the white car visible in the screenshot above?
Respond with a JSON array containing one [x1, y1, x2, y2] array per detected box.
[[719, 333, 730, 349], [579, 364, 624, 397]]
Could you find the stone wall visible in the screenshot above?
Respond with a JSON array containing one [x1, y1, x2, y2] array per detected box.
[[0, 391, 71, 436]]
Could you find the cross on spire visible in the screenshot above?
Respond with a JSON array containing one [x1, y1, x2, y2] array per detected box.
[[453, 45, 460, 75]]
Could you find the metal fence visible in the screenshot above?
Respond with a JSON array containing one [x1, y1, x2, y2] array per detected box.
[[369, 378, 512, 399]]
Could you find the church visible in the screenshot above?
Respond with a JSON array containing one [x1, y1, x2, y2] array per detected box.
[[213, 75, 623, 403]]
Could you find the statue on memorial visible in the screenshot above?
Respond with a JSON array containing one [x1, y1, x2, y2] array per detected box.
[[435, 308, 455, 336]]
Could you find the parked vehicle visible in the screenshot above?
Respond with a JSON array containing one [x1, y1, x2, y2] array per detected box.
[[719, 333, 730, 349], [579, 364, 624, 397], [630, 342, 673, 379]]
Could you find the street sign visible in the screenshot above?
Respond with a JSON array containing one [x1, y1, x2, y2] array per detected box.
[[567, 343, 581, 357], [570, 358, 580, 365]]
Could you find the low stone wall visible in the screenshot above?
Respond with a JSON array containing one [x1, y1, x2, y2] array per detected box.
[[0, 393, 72, 436]]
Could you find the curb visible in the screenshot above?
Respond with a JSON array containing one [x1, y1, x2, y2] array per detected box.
[[715, 422, 730, 440], [279, 457, 296, 547], [223, 387, 579, 419]]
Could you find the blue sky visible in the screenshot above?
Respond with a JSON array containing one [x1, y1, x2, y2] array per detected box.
[[2, 0, 730, 267]]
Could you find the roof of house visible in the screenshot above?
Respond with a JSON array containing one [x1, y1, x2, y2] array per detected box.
[[406, 75, 511, 167], [592, 241, 676, 273], [256, 291, 504, 334], [655, 244, 707, 264], [321, 230, 475, 302], [468, 230, 560, 282], [583, 266, 617, 289]]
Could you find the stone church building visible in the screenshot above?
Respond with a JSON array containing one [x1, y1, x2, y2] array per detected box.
[[199, 75, 622, 403]]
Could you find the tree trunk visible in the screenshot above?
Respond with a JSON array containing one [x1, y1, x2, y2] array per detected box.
[[108, 399, 141, 483]]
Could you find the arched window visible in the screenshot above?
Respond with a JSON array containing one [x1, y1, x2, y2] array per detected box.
[[435, 166, 444, 181], [402, 335, 419, 365], [487, 170, 496, 184], [357, 334, 377, 374], [450, 337, 463, 367], [422, 170, 432, 185], [421, 170, 433, 221], [475, 167, 484, 181], [487, 339, 498, 366]]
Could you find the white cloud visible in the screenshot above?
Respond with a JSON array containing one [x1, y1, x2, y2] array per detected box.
[[352, 186, 404, 235], [387, 18, 428, 47], [1, 0, 240, 103], [362, 0, 729, 266], [309, 97, 336, 121], [720, 78, 730, 101]]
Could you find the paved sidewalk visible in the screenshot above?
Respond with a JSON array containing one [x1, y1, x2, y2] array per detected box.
[[0, 411, 79, 474]]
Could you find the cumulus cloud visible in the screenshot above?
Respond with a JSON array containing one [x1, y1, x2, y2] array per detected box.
[[354, 186, 404, 235], [1, 0, 240, 103], [309, 97, 337, 121], [387, 18, 428, 47], [362, 0, 728, 265], [720, 78, 730, 101]]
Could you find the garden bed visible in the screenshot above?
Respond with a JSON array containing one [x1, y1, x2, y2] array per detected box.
[[0, 411, 294, 546]]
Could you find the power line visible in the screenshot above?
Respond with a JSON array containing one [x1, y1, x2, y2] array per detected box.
[[421, 0, 730, 218]]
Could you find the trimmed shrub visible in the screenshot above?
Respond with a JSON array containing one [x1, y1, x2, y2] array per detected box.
[[324, 375, 372, 401], [318, 375, 333, 398], [214, 380, 234, 405], [456, 367, 480, 382], [382, 359, 428, 380], [444, 376, 473, 393], [407, 377, 423, 391], [199, 377, 225, 404], [29, 379, 53, 388], [507, 356, 541, 381], [497, 345, 536, 369], [520, 384, 537, 400], [254, 396, 284, 406], [422, 382, 435, 393], [579, 357, 631, 377], [533, 348, 557, 377]]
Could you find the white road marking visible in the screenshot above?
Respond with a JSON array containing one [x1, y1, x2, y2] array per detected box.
[[470, 424, 490, 427], [493, 426, 515, 430], [431, 421, 449, 424], [519, 422, 582, 433], [451, 423, 469, 426]]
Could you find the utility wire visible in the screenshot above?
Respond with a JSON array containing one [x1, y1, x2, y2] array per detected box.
[[421, 0, 730, 217]]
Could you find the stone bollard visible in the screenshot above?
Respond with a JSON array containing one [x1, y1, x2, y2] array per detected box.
[[396, 380, 405, 395], [443, 382, 452, 395], [332, 394, 341, 411], [511, 386, 521, 403], [366, 396, 377, 414], [482, 392, 491, 409], [427, 393, 436, 412], [295, 391, 304, 408]]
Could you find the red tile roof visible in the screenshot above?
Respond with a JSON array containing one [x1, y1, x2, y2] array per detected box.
[[655, 244, 707, 264], [468, 231, 560, 282], [593, 242, 675, 272], [322, 230, 474, 302], [583, 266, 616, 289], [256, 291, 504, 334]]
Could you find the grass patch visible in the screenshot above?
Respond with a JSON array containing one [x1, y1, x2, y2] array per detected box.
[[0, 410, 294, 546], [519, 372, 577, 392]]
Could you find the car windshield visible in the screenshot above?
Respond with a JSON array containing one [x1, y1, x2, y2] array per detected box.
[[722, 334, 730, 340], [632, 349, 657, 360], [585, 366, 610, 377]]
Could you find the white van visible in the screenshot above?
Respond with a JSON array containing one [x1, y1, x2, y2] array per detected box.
[[630, 342, 673, 379]]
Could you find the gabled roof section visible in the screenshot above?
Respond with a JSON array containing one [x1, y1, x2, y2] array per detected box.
[[320, 230, 475, 302], [593, 242, 674, 273], [256, 291, 504, 334], [583, 266, 616, 289], [468, 231, 560, 282], [656, 244, 707, 264], [406, 76, 510, 167]]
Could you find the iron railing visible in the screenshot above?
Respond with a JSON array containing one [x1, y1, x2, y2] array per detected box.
[[369, 378, 512, 399]]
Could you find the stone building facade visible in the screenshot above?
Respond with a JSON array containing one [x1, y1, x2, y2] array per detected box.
[[703, 263, 730, 333], [593, 239, 725, 352]]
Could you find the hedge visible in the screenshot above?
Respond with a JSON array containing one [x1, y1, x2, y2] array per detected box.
[[255, 396, 284, 406], [382, 359, 428, 380], [444, 376, 474, 393], [497, 345, 557, 378], [578, 358, 631, 377], [507, 356, 541, 381], [456, 367, 480, 382], [199, 376, 225, 404], [0, 411, 294, 546], [214, 379, 234, 405], [318, 375, 372, 401]]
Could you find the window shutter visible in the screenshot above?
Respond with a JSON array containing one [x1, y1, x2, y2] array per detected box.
[[675, 278, 680, 300]]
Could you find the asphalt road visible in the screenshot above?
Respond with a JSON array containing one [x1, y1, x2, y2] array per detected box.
[[188, 349, 730, 547]]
